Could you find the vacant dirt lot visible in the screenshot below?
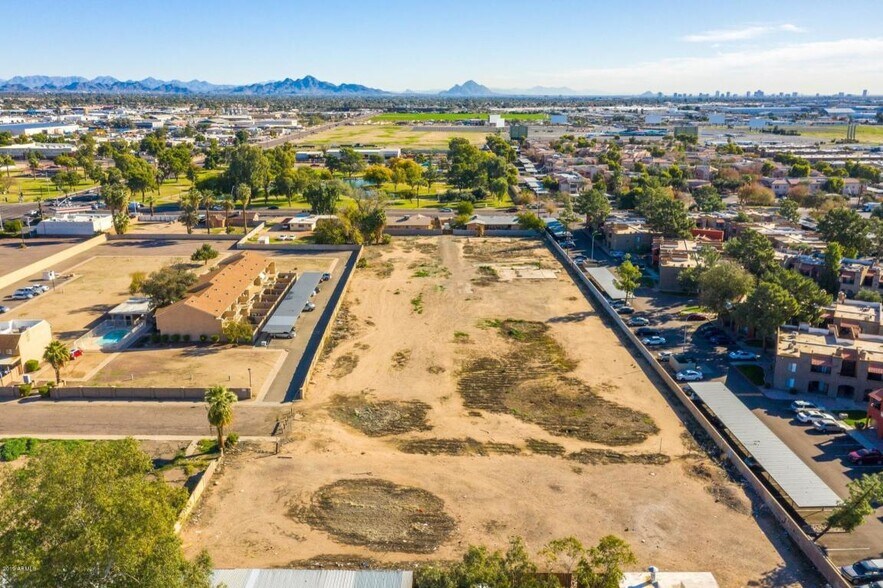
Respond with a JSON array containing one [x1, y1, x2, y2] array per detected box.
[[183, 237, 818, 587]]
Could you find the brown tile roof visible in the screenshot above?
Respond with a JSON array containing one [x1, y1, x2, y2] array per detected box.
[[159, 252, 271, 319]]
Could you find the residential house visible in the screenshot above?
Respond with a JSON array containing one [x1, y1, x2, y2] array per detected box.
[[389, 214, 435, 230], [0, 319, 52, 377], [603, 216, 656, 253], [155, 252, 281, 340], [464, 215, 522, 231]]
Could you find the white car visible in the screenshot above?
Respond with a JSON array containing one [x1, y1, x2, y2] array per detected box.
[[303, 302, 316, 312], [657, 351, 673, 361], [642, 336, 666, 346], [812, 419, 845, 433], [728, 350, 758, 361], [796, 409, 831, 424], [790, 400, 820, 413], [676, 369, 704, 382]]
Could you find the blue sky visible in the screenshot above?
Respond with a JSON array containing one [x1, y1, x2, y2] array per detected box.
[[4, 0, 883, 93]]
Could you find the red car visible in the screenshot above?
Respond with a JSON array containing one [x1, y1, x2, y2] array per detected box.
[[69, 348, 83, 360], [848, 448, 883, 465]]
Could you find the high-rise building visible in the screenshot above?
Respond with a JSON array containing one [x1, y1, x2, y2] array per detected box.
[[863, 89, 869, 97]]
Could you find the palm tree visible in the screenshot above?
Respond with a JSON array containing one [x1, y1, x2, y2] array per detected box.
[[0, 154, 13, 178], [197, 189, 215, 235], [205, 385, 238, 456], [221, 194, 234, 232], [43, 339, 70, 385], [233, 183, 251, 235]]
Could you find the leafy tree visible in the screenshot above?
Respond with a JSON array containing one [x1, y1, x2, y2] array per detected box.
[[735, 282, 798, 349], [736, 183, 775, 206], [456, 201, 474, 216], [724, 229, 777, 277], [677, 246, 721, 294], [575, 535, 637, 588], [574, 188, 611, 228], [817, 207, 870, 257], [557, 194, 580, 228], [141, 266, 197, 308], [42, 339, 70, 384], [765, 268, 832, 325], [0, 439, 212, 587], [614, 257, 642, 301], [855, 289, 883, 303], [112, 212, 130, 235], [205, 385, 238, 456], [485, 134, 516, 162], [224, 144, 269, 196], [692, 184, 724, 212], [221, 319, 252, 346], [817, 473, 883, 538], [27, 150, 41, 177], [516, 211, 545, 232], [697, 261, 754, 316], [363, 164, 393, 189], [304, 179, 347, 215], [779, 198, 800, 223], [825, 176, 845, 194], [129, 271, 146, 295], [313, 218, 354, 245], [636, 186, 694, 237], [820, 242, 843, 295], [788, 162, 811, 178], [191, 243, 219, 266], [417, 537, 557, 588]]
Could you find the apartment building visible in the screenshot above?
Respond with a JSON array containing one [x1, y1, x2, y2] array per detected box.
[[155, 252, 283, 340], [822, 299, 883, 336], [0, 319, 52, 376], [773, 324, 883, 402], [603, 214, 656, 253], [839, 260, 880, 298]]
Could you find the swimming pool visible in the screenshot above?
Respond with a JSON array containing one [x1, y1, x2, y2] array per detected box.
[[98, 328, 129, 347]]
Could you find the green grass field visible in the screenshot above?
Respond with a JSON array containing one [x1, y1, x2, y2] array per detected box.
[[712, 124, 883, 143], [296, 123, 492, 150], [371, 112, 548, 122], [3, 173, 98, 203]]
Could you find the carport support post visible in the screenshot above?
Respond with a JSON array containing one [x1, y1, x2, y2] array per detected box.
[[247, 367, 252, 392]]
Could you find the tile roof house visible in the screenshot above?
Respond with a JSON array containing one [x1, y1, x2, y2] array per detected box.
[[155, 252, 278, 340]]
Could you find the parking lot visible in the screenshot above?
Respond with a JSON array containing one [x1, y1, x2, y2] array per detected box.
[[564, 227, 883, 567]]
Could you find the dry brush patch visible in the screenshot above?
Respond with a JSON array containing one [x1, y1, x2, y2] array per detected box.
[[461, 239, 546, 263], [290, 479, 456, 554], [566, 449, 670, 466], [458, 320, 658, 446], [396, 437, 522, 456], [330, 353, 360, 378], [328, 394, 432, 437], [322, 302, 360, 358]]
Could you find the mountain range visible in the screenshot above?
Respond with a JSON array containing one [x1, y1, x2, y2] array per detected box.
[[0, 75, 592, 96]]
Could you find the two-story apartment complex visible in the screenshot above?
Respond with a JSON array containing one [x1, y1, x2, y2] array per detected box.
[[0, 319, 52, 377]]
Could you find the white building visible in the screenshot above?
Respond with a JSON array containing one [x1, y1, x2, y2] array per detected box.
[[0, 122, 79, 136], [35, 214, 113, 236], [487, 114, 505, 128], [0, 142, 76, 159]]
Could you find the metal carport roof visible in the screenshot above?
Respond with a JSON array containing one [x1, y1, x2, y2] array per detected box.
[[212, 569, 413, 588], [689, 381, 841, 509], [262, 272, 323, 335], [585, 266, 627, 300]]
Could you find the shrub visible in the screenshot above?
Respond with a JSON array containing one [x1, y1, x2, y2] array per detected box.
[[24, 359, 39, 373], [225, 432, 240, 448], [381, 234, 392, 245], [160, 334, 170, 344], [0, 438, 33, 461], [150, 333, 161, 344], [182, 334, 191, 343], [356, 258, 368, 269], [18, 383, 33, 397], [210, 334, 220, 344], [171, 334, 181, 343], [199, 334, 208, 342], [37, 385, 50, 397]]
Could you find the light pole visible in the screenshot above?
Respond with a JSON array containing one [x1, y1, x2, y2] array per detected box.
[[590, 230, 602, 261], [247, 367, 253, 391]]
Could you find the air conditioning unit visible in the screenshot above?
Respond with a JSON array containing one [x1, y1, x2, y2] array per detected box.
[[22, 374, 32, 384]]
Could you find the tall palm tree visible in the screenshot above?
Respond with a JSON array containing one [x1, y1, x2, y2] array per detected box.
[[205, 385, 238, 456], [233, 183, 251, 235], [197, 189, 215, 235], [221, 193, 234, 232], [43, 339, 70, 385]]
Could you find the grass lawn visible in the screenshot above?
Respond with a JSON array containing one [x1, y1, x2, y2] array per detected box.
[[4, 172, 98, 203], [371, 112, 549, 122], [736, 364, 766, 386], [295, 124, 490, 150], [840, 410, 871, 428], [713, 124, 883, 143]]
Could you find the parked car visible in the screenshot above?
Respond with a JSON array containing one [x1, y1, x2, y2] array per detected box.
[[610, 299, 627, 308], [790, 400, 821, 413], [848, 448, 883, 465], [506, 207, 519, 213], [627, 317, 650, 326], [657, 351, 673, 361], [813, 419, 846, 433], [796, 409, 830, 424], [10, 291, 34, 300], [728, 350, 759, 361], [439, 207, 453, 213], [303, 302, 316, 312], [561, 240, 576, 249], [0, 305, 8, 314], [272, 330, 296, 339], [841, 559, 883, 584], [69, 348, 83, 360], [321, 272, 332, 282], [31, 284, 49, 293], [642, 336, 666, 346], [635, 327, 660, 337], [609, 250, 625, 260], [573, 255, 588, 265], [616, 306, 635, 315], [676, 369, 704, 382], [684, 313, 709, 321]]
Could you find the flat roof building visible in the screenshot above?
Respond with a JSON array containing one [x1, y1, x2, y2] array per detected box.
[[35, 214, 113, 236], [0, 319, 52, 377]]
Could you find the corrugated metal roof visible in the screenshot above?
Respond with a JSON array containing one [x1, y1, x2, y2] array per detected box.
[[212, 569, 413, 588], [585, 267, 627, 300], [262, 272, 323, 335], [690, 382, 841, 509]]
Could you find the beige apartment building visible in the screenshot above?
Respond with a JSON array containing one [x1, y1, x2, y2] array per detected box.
[[773, 323, 883, 402], [155, 252, 280, 340], [0, 319, 52, 376]]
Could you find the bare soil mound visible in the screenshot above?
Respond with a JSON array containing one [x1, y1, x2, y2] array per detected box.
[[291, 479, 456, 553], [328, 395, 431, 437]]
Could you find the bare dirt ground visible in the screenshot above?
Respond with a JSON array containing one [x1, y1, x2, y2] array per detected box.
[[183, 237, 820, 587]]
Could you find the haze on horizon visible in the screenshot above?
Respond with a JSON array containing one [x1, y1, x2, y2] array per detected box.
[[4, 0, 883, 95]]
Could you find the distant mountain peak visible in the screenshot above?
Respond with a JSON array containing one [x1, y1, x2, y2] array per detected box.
[[439, 80, 495, 96]]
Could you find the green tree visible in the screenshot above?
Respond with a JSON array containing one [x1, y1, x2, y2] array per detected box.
[[205, 385, 238, 456], [575, 535, 637, 588], [737, 183, 775, 206], [817, 473, 883, 538], [855, 289, 883, 303], [27, 150, 40, 177], [574, 188, 611, 228], [724, 229, 777, 277], [0, 154, 15, 178], [825, 176, 845, 194], [129, 271, 146, 295], [313, 217, 355, 245], [697, 261, 754, 316], [336, 147, 364, 178], [516, 211, 546, 231], [820, 242, 843, 295], [735, 282, 798, 350], [233, 183, 252, 233], [614, 257, 642, 301], [363, 164, 393, 189], [178, 191, 201, 234], [221, 319, 253, 346], [779, 198, 800, 223], [637, 186, 694, 237], [557, 193, 580, 227], [42, 339, 70, 385], [304, 179, 347, 215], [0, 439, 212, 587], [677, 245, 721, 294], [765, 268, 832, 325], [224, 144, 269, 196], [456, 200, 475, 216], [191, 243, 219, 266], [817, 207, 870, 257], [141, 266, 197, 308], [691, 184, 724, 212]]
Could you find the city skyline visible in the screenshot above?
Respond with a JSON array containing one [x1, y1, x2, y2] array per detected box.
[[4, 0, 883, 94]]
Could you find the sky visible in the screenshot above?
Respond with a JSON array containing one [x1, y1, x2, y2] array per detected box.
[[3, 0, 883, 94]]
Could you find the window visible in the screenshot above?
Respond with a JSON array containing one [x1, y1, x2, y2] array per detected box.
[[789, 362, 797, 373], [787, 378, 795, 389], [841, 360, 857, 378]]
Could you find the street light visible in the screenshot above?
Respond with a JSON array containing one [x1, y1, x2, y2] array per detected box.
[[590, 229, 602, 261]]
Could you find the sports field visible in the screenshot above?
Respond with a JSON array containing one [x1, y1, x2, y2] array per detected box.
[[295, 123, 492, 150], [371, 112, 548, 122]]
